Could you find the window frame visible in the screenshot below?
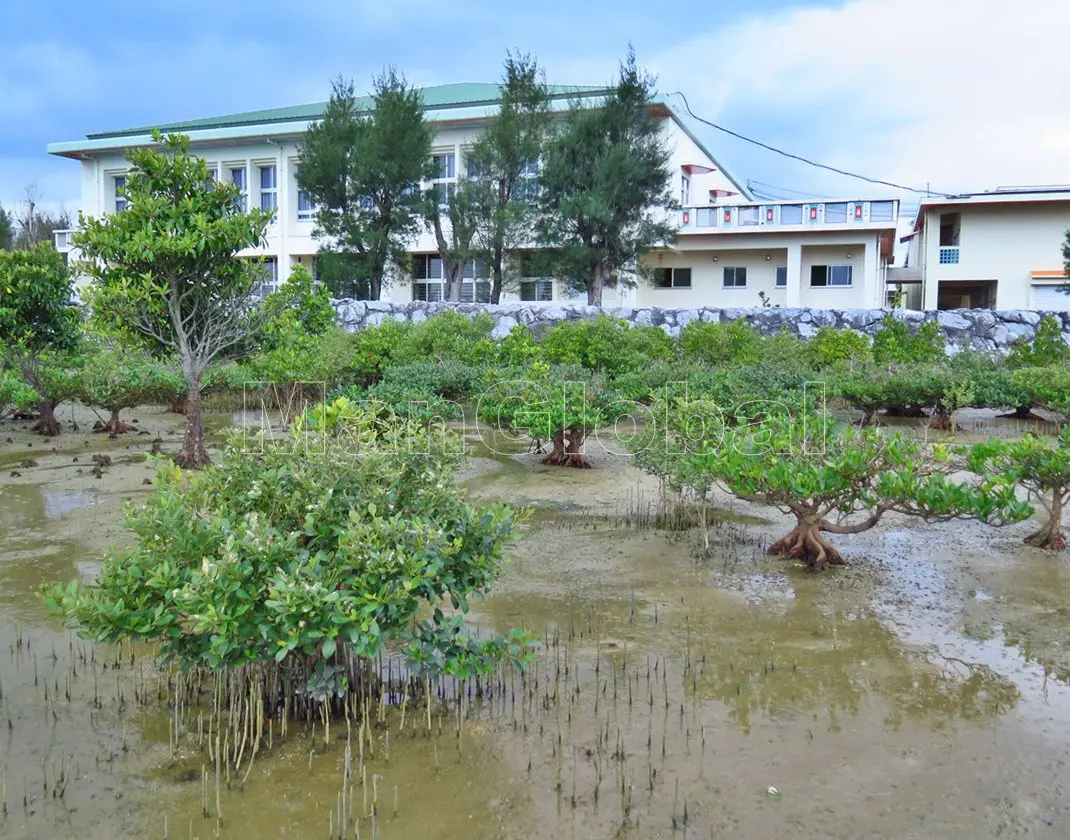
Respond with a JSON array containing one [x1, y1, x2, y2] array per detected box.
[[869, 200, 894, 222], [520, 278, 554, 302], [229, 165, 248, 213], [113, 174, 128, 213], [655, 267, 692, 289], [259, 164, 278, 213], [738, 206, 760, 226], [809, 264, 854, 288], [775, 265, 788, 288], [722, 266, 747, 288]]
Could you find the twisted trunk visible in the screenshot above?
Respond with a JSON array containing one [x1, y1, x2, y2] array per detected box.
[[768, 509, 885, 572], [1025, 491, 1066, 550], [175, 379, 210, 469], [999, 404, 1045, 422], [587, 262, 609, 306], [541, 428, 591, 468]]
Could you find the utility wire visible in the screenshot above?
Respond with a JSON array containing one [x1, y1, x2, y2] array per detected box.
[[669, 91, 952, 197], [748, 179, 837, 200]]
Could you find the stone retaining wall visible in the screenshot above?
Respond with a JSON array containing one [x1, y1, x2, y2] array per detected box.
[[332, 300, 1070, 354]]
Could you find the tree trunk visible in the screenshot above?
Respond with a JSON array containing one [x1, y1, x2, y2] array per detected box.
[[370, 264, 383, 301], [1025, 491, 1067, 550], [929, 405, 953, 431], [768, 516, 848, 572], [540, 428, 591, 468], [175, 380, 210, 469], [587, 263, 608, 306], [33, 399, 61, 437], [490, 244, 505, 304], [94, 408, 137, 436]]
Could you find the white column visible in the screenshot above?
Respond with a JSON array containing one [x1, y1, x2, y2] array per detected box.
[[863, 236, 880, 306], [921, 223, 939, 310], [785, 241, 803, 307], [276, 148, 289, 282]]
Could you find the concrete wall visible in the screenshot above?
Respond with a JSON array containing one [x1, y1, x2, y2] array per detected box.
[[332, 300, 1069, 354]]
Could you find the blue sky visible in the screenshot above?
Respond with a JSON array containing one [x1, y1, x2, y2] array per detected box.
[[3, 0, 1068, 222]]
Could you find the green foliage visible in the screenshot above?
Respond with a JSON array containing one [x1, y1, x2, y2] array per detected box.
[[540, 315, 675, 375], [496, 324, 542, 367], [0, 245, 80, 356], [966, 427, 1070, 548], [872, 314, 946, 364], [536, 50, 676, 303], [74, 346, 182, 419], [1006, 315, 1070, 369], [298, 72, 433, 300], [1010, 365, 1070, 419], [260, 265, 336, 351], [379, 360, 487, 402], [0, 203, 12, 251], [392, 310, 496, 365], [679, 318, 763, 366], [649, 411, 1029, 568], [45, 411, 524, 680], [0, 368, 37, 418], [808, 326, 872, 368]]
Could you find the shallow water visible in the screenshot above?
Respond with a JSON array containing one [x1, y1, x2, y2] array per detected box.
[[0, 408, 1069, 838]]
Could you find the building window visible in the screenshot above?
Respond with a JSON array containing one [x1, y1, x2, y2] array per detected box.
[[723, 267, 747, 288], [259, 165, 277, 213], [939, 212, 960, 247], [810, 265, 853, 287], [738, 206, 759, 226], [431, 152, 456, 207], [298, 189, 316, 221], [655, 267, 692, 289], [870, 200, 894, 222], [824, 202, 848, 223], [780, 204, 803, 224], [204, 167, 217, 187], [681, 173, 691, 206], [250, 257, 279, 298], [114, 175, 128, 212], [411, 253, 444, 301], [775, 266, 787, 287], [230, 166, 247, 213], [520, 279, 554, 302], [460, 259, 491, 302]]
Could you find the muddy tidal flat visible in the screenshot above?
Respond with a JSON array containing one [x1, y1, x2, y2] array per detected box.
[[1, 406, 1069, 839]]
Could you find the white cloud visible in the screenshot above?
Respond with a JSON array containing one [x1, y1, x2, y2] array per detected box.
[[647, 0, 1070, 195]]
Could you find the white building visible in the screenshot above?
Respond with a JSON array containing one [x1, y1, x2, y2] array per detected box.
[[49, 83, 899, 309], [897, 187, 1070, 311]]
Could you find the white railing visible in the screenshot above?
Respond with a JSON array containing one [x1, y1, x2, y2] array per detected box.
[[679, 199, 899, 233]]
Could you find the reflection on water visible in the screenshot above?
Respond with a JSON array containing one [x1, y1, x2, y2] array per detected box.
[[41, 487, 95, 519]]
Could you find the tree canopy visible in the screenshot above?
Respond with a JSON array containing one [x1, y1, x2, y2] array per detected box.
[[298, 71, 433, 300], [75, 131, 271, 466], [537, 50, 676, 305]]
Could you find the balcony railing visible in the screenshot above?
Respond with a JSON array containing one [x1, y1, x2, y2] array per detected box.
[[938, 246, 960, 265], [54, 228, 76, 252], [679, 199, 899, 233]]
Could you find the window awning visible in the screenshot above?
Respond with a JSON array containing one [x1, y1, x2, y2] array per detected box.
[[682, 163, 716, 175], [1030, 269, 1067, 281]]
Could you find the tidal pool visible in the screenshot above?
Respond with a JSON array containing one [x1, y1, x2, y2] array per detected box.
[[0, 408, 1068, 838]]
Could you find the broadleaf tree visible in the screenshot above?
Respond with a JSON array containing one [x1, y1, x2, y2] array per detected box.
[[537, 49, 676, 305], [465, 53, 552, 303], [298, 71, 433, 300], [425, 177, 481, 301], [75, 131, 271, 468], [0, 245, 81, 435]]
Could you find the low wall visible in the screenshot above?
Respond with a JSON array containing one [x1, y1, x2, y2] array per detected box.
[[332, 300, 1070, 354]]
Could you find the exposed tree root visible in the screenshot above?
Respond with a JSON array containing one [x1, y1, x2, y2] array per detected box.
[[540, 428, 592, 469], [93, 410, 137, 435], [1024, 517, 1067, 550], [768, 524, 847, 572], [32, 400, 61, 436]]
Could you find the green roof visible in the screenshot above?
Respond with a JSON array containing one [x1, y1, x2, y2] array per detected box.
[[87, 83, 612, 140]]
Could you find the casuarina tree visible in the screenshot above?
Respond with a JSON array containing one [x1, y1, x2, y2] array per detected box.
[[75, 131, 271, 468], [537, 49, 676, 305], [466, 53, 552, 303], [298, 70, 432, 300], [0, 244, 81, 435]]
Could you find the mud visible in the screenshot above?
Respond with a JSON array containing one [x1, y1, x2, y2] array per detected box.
[[0, 407, 1068, 838]]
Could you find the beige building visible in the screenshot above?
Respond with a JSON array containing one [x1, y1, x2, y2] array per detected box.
[[897, 188, 1070, 311], [49, 83, 899, 309]]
